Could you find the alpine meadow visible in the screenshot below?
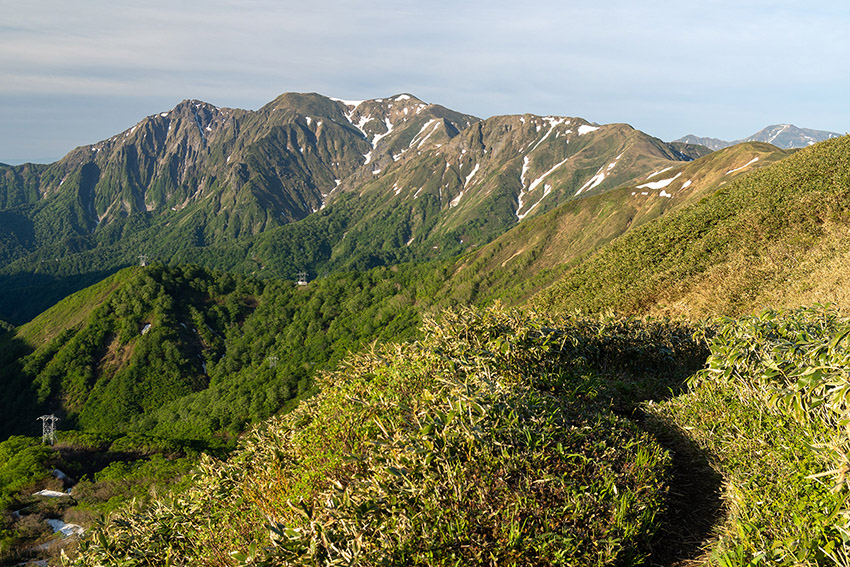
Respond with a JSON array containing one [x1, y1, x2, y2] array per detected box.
[[3, 91, 850, 567]]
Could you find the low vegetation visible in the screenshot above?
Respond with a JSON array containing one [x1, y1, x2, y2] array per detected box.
[[0, 432, 196, 563], [67, 306, 705, 566], [651, 305, 850, 566], [535, 136, 850, 318]]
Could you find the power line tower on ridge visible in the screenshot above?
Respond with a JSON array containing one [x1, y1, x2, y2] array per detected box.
[[296, 272, 308, 286], [139, 254, 149, 267], [37, 414, 59, 445]]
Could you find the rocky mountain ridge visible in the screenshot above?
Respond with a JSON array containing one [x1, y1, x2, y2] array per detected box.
[[0, 92, 701, 315]]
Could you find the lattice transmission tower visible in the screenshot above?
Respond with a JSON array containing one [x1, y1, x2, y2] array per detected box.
[[37, 414, 60, 445]]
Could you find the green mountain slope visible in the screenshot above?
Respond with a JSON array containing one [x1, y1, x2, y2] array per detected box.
[[433, 142, 791, 307], [534, 135, 850, 317], [66, 306, 705, 566], [0, 94, 702, 324], [0, 263, 437, 441]]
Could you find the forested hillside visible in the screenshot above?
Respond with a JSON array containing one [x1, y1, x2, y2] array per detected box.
[[0, 263, 443, 443]]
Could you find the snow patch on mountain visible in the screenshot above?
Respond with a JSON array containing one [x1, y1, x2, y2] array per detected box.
[[646, 167, 673, 179], [726, 157, 759, 174], [330, 97, 364, 108], [520, 156, 531, 187], [450, 190, 465, 207], [637, 172, 682, 189], [47, 519, 85, 537], [411, 119, 441, 148], [528, 117, 567, 154], [464, 163, 480, 187], [528, 157, 569, 192], [576, 157, 618, 196], [371, 117, 394, 146], [517, 184, 554, 221]]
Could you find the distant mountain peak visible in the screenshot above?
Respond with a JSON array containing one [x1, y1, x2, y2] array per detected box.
[[675, 124, 841, 151]]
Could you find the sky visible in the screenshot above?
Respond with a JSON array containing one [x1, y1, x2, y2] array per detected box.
[[2, 0, 849, 164]]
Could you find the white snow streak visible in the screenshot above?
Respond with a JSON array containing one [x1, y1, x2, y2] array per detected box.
[[528, 157, 569, 192], [578, 124, 599, 135], [646, 166, 673, 179], [726, 157, 759, 174], [576, 169, 606, 196], [528, 117, 566, 154], [371, 117, 394, 146], [46, 519, 85, 537], [682, 179, 692, 188], [516, 156, 569, 218], [330, 97, 364, 107], [450, 190, 465, 207], [575, 156, 620, 196], [464, 163, 480, 187], [636, 173, 682, 189], [411, 119, 441, 148], [355, 114, 372, 135], [767, 124, 790, 144], [33, 490, 69, 498], [520, 156, 531, 187], [517, 184, 555, 221]]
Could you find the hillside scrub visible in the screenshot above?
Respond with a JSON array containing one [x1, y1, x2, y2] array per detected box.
[[650, 305, 850, 566], [534, 135, 850, 318], [68, 306, 705, 566]]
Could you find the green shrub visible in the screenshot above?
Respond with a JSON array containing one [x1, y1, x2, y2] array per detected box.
[[653, 305, 850, 566]]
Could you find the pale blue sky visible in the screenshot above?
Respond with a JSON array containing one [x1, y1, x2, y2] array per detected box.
[[2, 0, 848, 164]]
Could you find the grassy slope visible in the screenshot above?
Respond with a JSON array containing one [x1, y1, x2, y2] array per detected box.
[[534, 136, 850, 318], [649, 306, 850, 565], [437, 142, 790, 308], [15, 268, 133, 347]]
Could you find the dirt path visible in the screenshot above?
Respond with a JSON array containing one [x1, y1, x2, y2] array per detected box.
[[639, 410, 725, 567]]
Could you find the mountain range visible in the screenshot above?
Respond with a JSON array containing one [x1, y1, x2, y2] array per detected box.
[[0, 92, 716, 323], [675, 123, 841, 150]]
